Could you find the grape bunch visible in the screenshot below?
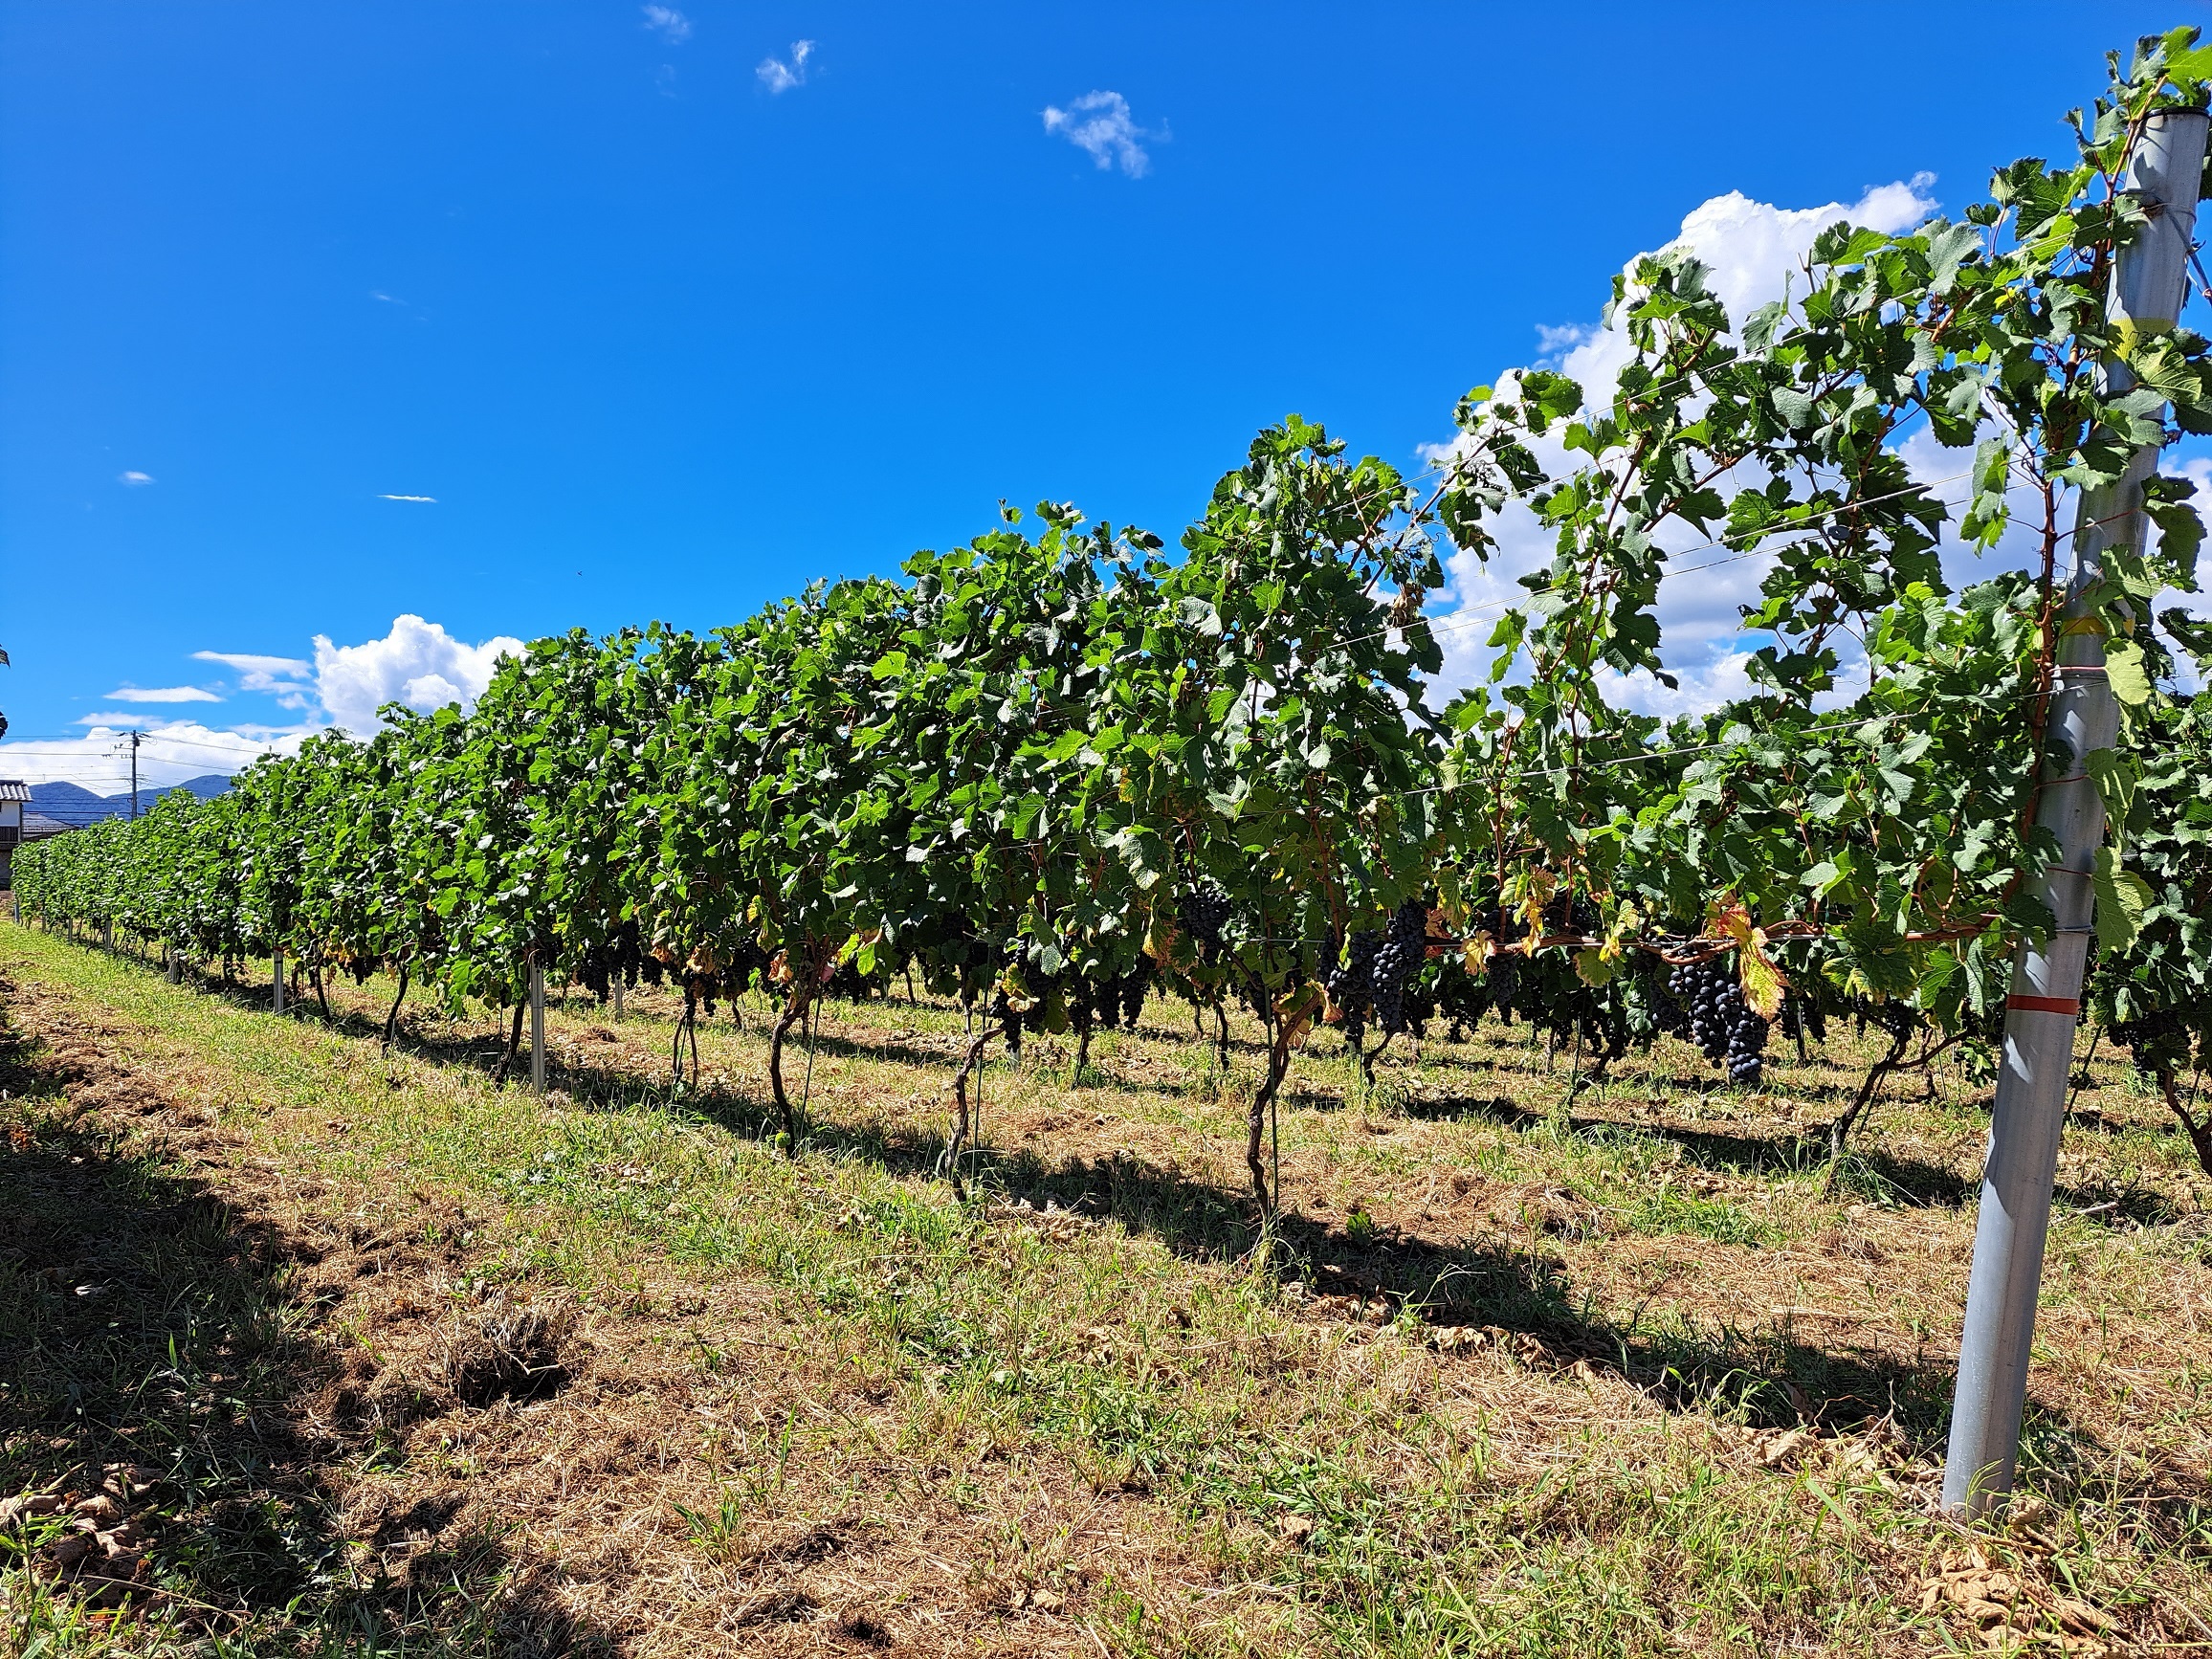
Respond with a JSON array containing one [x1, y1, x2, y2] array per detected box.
[[1370, 901, 1428, 1035], [578, 918, 647, 1002], [1323, 929, 1382, 1038], [1107, 960, 1152, 1030], [1667, 956, 1769, 1086], [1485, 951, 1521, 1025], [1777, 994, 1826, 1046], [990, 985, 1026, 1057], [1177, 884, 1232, 958], [2112, 1006, 2189, 1077]]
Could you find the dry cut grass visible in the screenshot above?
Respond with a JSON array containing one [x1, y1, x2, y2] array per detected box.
[[4, 921, 2212, 1656]]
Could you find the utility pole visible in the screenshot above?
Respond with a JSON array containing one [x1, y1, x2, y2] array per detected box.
[[1942, 104, 2208, 1517], [128, 731, 140, 820]]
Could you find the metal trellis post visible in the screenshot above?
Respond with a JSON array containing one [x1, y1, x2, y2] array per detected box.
[[531, 962, 547, 1098], [1942, 104, 2208, 1517]]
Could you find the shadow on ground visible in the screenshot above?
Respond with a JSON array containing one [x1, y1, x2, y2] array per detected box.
[[33, 943, 2212, 1547], [0, 984, 612, 1655]]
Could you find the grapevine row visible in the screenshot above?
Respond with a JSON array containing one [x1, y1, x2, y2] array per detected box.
[[16, 33, 2212, 1203]]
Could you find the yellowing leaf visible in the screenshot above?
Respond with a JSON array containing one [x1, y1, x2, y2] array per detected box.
[[1274, 983, 1322, 1047], [1602, 899, 1641, 962], [1142, 910, 1181, 964], [1710, 898, 1787, 1018], [1738, 934, 1787, 1020], [1461, 930, 1496, 978], [998, 967, 1037, 1013], [1516, 869, 1559, 940]]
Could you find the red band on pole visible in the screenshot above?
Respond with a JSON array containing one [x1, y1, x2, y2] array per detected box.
[[2005, 994, 2081, 1016]]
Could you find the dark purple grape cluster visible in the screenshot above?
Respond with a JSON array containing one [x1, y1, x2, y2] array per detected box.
[[1178, 884, 1231, 957], [1325, 901, 1429, 1038], [1101, 960, 1152, 1029], [1485, 951, 1520, 1024], [1668, 956, 1768, 1085], [2112, 1006, 2186, 1077], [578, 917, 646, 1003], [1370, 901, 1427, 1035], [1777, 994, 1826, 1046], [990, 985, 1025, 1057], [1323, 930, 1381, 1035]]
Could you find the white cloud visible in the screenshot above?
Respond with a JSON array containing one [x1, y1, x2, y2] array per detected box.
[[103, 685, 222, 703], [1532, 323, 1595, 364], [4, 619, 524, 794], [1421, 175, 1944, 716], [192, 650, 316, 711], [1042, 91, 1156, 178], [370, 290, 403, 304], [641, 4, 691, 42], [118, 471, 153, 486], [311, 615, 524, 736], [194, 625, 517, 731], [378, 493, 436, 502], [192, 651, 313, 682], [757, 40, 813, 94], [1534, 176, 1938, 415]]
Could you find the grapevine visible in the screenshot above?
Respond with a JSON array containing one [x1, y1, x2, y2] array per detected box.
[[11, 33, 2212, 1217]]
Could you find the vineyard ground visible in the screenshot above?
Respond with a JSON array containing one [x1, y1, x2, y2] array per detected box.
[[4, 921, 2212, 1656]]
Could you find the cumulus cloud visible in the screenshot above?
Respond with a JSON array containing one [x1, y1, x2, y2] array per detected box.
[[311, 615, 524, 735], [641, 4, 691, 42], [5, 619, 524, 794], [1421, 175, 1945, 715], [103, 685, 221, 703], [1526, 176, 1938, 416], [118, 471, 153, 486], [757, 39, 813, 93], [1043, 91, 1158, 177], [195, 625, 517, 732]]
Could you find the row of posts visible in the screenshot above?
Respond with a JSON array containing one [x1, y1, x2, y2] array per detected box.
[[5, 893, 557, 1101]]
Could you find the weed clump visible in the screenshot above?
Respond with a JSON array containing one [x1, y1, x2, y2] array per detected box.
[[439, 1293, 575, 1405]]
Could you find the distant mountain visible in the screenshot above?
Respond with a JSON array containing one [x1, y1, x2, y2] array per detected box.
[[25, 773, 232, 826]]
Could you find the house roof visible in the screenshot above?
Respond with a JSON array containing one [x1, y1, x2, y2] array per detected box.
[[20, 812, 72, 838], [0, 781, 30, 804]]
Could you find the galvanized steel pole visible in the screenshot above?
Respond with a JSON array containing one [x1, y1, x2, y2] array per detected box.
[[1942, 105, 2208, 1516], [530, 962, 547, 1098]]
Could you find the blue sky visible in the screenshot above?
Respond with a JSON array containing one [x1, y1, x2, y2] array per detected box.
[[0, 2, 2199, 788]]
